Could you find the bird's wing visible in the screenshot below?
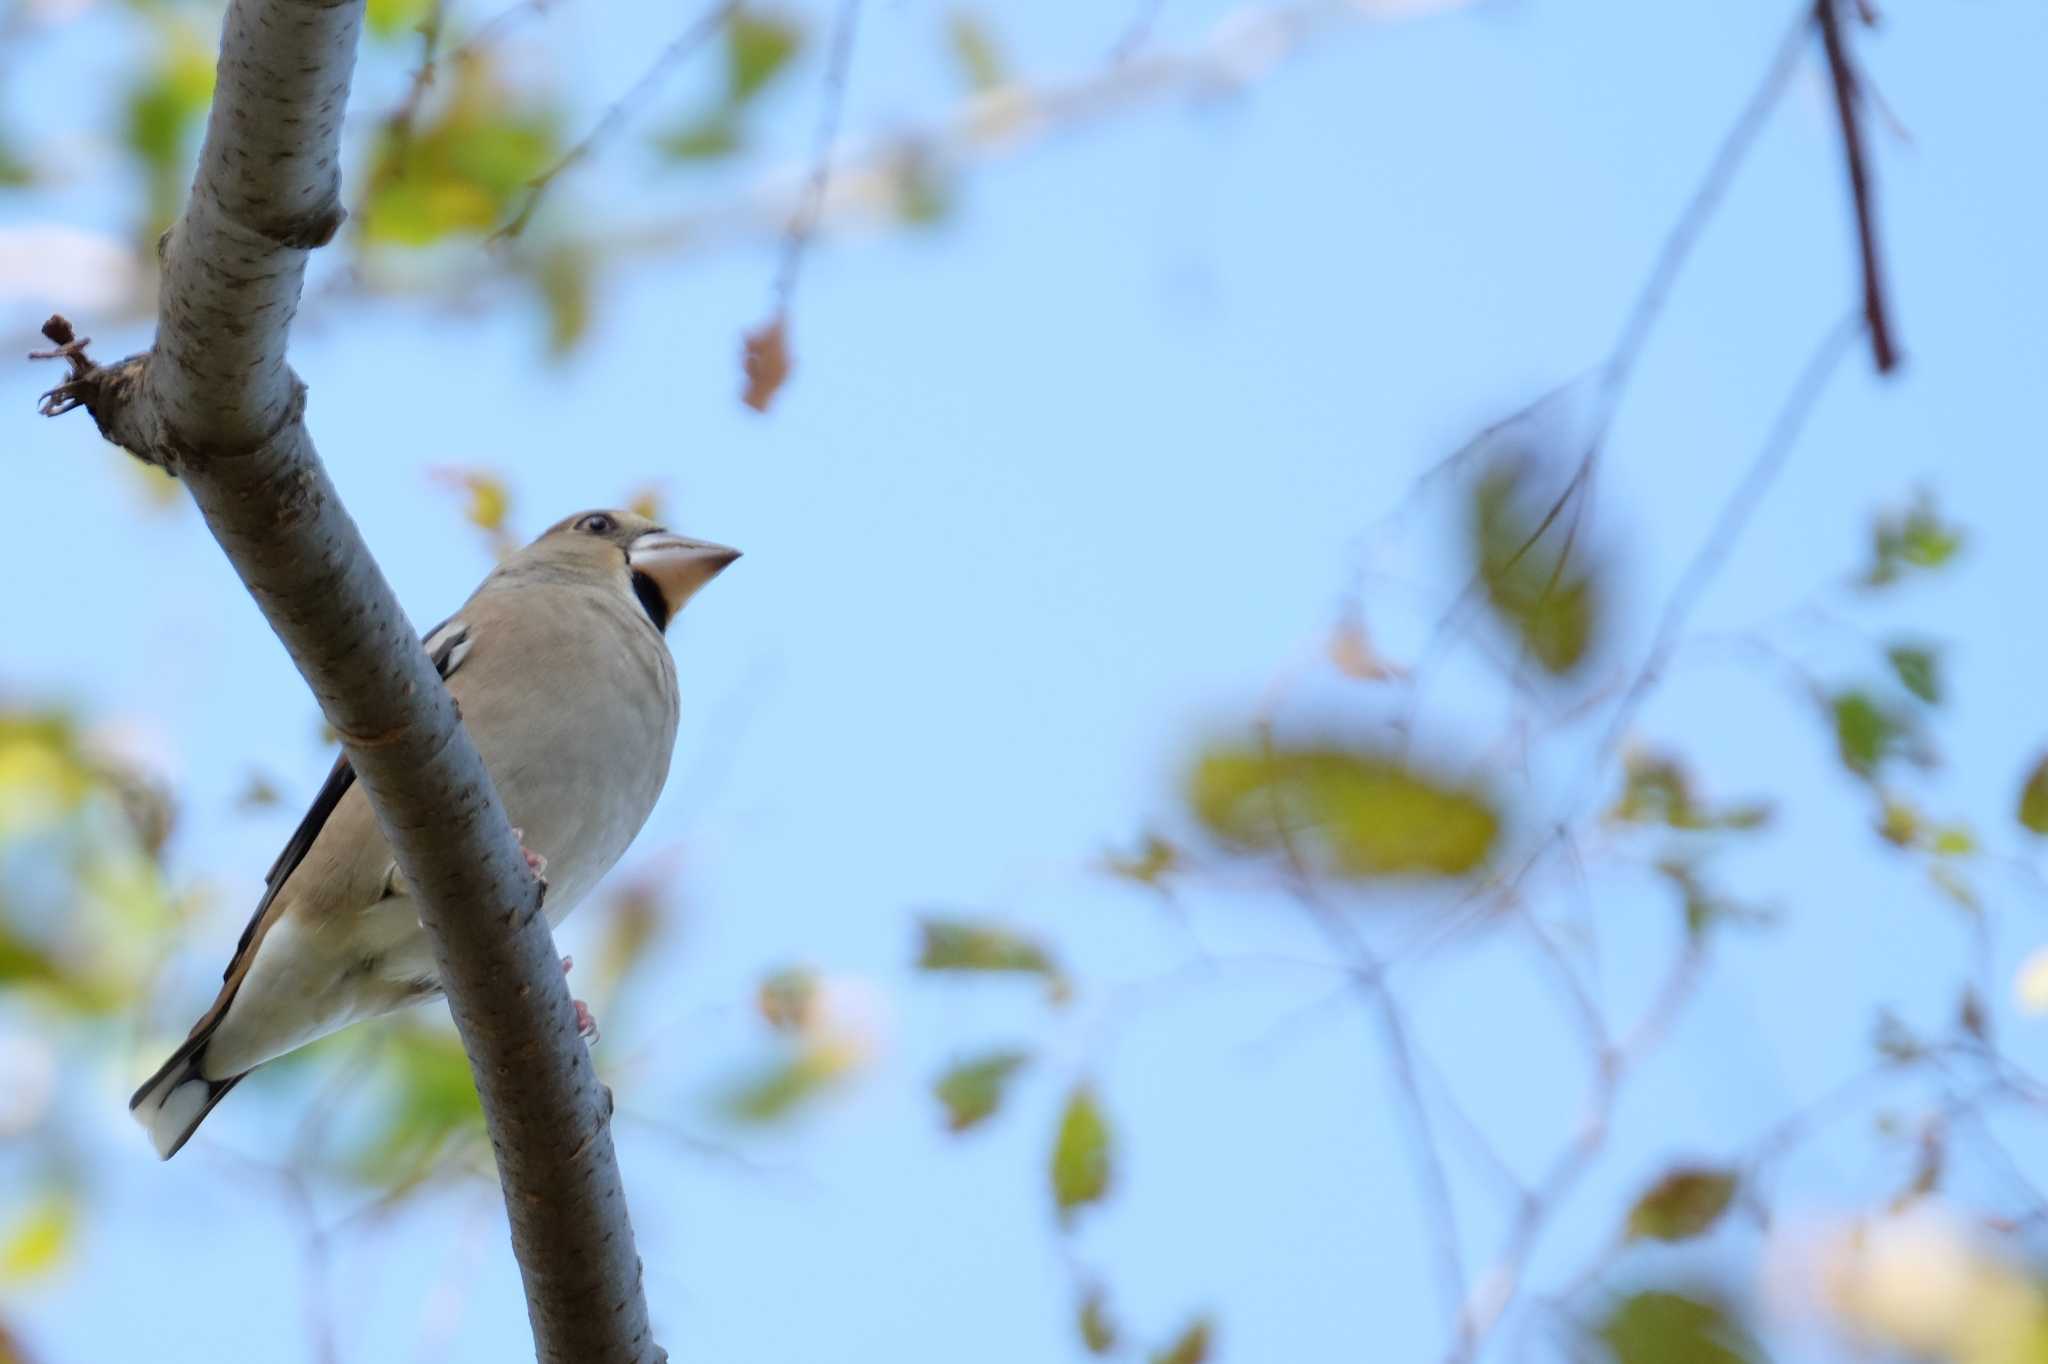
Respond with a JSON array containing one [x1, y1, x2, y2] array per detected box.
[[202, 617, 473, 1022]]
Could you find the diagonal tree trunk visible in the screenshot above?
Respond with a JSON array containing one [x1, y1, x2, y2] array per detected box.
[[32, 0, 663, 1358]]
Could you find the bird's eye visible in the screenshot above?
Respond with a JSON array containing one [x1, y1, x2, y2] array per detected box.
[[575, 513, 616, 535]]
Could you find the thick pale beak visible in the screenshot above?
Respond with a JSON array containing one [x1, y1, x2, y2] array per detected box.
[[627, 532, 741, 618]]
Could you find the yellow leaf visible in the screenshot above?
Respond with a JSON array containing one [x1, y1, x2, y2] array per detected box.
[[0, 1195, 74, 1282]]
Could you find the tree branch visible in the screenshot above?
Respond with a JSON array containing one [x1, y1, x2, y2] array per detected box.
[[30, 0, 662, 1357], [1815, 0, 1900, 374]]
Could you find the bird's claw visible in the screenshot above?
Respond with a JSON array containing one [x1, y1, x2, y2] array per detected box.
[[561, 956, 599, 1043]]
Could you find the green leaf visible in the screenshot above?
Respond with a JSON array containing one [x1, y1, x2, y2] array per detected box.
[[122, 37, 216, 172], [946, 11, 1007, 92], [361, 57, 561, 246], [355, 1027, 483, 1182], [1863, 490, 1964, 588], [1609, 752, 1770, 832], [1595, 1291, 1759, 1364], [1078, 1284, 1119, 1355], [727, 10, 803, 103], [1150, 1317, 1214, 1364], [2020, 756, 2048, 835], [1469, 462, 1600, 675], [365, 0, 433, 40], [1103, 833, 1180, 888], [720, 1050, 839, 1124], [935, 1050, 1029, 1133], [1188, 741, 1498, 878], [1051, 1085, 1111, 1224], [1886, 644, 1941, 705], [533, 245, 593, 357], [916, 917, 1065, 995], [1831, 690, 1908, 779], [655, 110, 743, 161], [1625, 1167, 1738, 1243]]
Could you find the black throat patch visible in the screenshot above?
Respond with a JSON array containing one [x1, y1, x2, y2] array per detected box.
[[631, 570, 671, 633]]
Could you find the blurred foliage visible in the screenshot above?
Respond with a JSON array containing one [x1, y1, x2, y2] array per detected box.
[[1625, 1167, 1737, 1243], [0, 1194, 75, 1284], [655, 8, 804, 163], [1609, 751, 1771, 833], [1862, 489, 1964, 589], [945, 11, 1007, 93], [1469, 461, 1600, 675], [1077, 1283, 1119, 1355], [1150, 1317, 1213, 1364], [1050, 1084, 1111, 1224], [123, 22, 216, 240], [361, 53, 562, 246], [1188, 740, 1497, 878], [915, 915, 1068, 999], [1594, 1290, 1760, 1364], [2019, 756, 2048, 836], [934, 1048, 1028, 1133]]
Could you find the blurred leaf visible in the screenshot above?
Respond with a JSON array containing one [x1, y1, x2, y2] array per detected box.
[[365, 0, 433, 40], [935, 1049, 1028, 1133], [741, 315, 791, 412], [356, 1028, 482, 1181], [2020, 756, 2048, 835], [1327, 617, 1404, 682], [1875, 1009, 1924, 1064], [1102, 833, 1179, 889], [0, 132, 31, 187], [0, 1194, 74, 1283], [1052, 1085, 1111, 1224], [235, 771, 283, 811], [720, 1049, 838, 1124], [431, 468, 511, 535], [1656, 859, 1770, 941], [1188, 741, 1497, 878], [625, 486, 664, 522], [1886, 644, 1942, 705], [533, 244, 593, 357], [1863, 490, 1963, 589], [1151, 1317, 1213, 1364], [590, 879, 664, 996], [891, 146, 954, 227], [1078, 1283, 1119, 1355], [947, 11, 1007, 92], [757, 966, 818, 1032], [1831, 690, 1914, 780], [362, 55, 560, 246], [1595, 1291, 1759, 1364], [1469, 462, 1599, 675], [727, 9, 803, 103], [1626, 1167, 1737, 1243], [655, 110, 743, 161], [915, 917, 1065, 997], [1609, 752, 1770, 833], [1931, 825, 1977, 858], [122, 35, 215, 172]]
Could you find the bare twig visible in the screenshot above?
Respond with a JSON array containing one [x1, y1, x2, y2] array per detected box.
[[494, 0, 739, 240], [1815, 0, 1901, 373], [766, 0, 865, 316], [1582, 311, 1862, 779]]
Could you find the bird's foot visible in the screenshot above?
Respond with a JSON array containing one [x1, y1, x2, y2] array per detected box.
[[561, 956, 599, 1042], [510, 827, 549, 909]]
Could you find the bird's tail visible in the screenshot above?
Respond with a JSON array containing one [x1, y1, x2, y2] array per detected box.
[[129, 1027, 246, 1161]]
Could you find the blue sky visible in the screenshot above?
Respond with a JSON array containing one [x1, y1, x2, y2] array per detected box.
[[5, 0, 2048, 1359]]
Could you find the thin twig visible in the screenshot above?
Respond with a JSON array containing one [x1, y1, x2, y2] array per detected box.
[[1815, 0, 1901, 373], [767, 0, 866, 315], [494, 0, 739, 240], [1581, 311, 1862, 782]]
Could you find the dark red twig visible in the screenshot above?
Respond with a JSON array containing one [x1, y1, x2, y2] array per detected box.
[[1815, 0, 1900, 374]]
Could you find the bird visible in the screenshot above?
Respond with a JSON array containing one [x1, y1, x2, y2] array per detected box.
[[129, 509, 739, 1159]]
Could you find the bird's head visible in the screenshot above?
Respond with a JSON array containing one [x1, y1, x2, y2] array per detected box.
[[525, 509, 740, 633]]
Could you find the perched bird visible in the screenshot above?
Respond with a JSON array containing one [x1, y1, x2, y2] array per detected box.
[[130, 510, 739, 1159]]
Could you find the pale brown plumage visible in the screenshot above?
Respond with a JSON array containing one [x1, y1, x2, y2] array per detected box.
[[131, 510, 738, 1158]]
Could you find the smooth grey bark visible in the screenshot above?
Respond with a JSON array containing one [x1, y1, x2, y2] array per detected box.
[[34, 0, 664, 1358]]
